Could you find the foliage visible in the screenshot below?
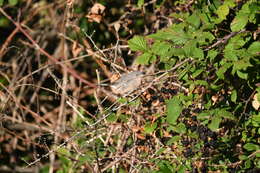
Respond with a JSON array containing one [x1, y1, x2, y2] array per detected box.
[[0, 0, 259, 172], [128, 0, 260, 171]]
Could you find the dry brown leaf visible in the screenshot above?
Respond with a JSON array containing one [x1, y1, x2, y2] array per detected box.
[[86, 14, 102, 23], [86, 3, 105, 23], [252, 93, 260, 110], [90, 3, 105, 14]]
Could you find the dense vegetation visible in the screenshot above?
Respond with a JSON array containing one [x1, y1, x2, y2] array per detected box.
[[0, 0, 259, 172]]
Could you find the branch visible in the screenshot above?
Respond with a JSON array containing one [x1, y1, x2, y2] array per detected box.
[[0, 8, 97, 88]]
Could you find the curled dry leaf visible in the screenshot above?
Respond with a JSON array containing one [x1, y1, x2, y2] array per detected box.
[[252, 93, 260, 110], [86, 3, 106, 23]]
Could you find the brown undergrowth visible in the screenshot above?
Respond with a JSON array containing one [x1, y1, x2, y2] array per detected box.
[[0, 0, 187, 172]]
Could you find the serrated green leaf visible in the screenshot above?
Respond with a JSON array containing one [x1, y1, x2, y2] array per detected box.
[[233, 60, 252, 71], [243, 143, 259, 151], [207, 50, 218, 61], [151, 41, 171, 56], [136, 52, 151, 65], [187, 13, 200, 29], [128, 36, 148, 52], [236, 70, 248, 79], [184, 40, 196, 57], [149, 54, 157, 63], [231, 90, 237, 103], [247, 41, 260, 55], [193, 48, 204, 59], [224, 49, 238, 61], [148, 30, 174, 41], [198, 32, 215, 44], [231, 15, 248, 32], [208, 116, 222, 131], [8, 0, 17, 6], [166, 97, 182, 125]]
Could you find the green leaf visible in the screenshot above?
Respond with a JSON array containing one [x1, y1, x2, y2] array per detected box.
[[0, 0, 4, 6], [207, 50, 218, 61], [232, 59, 252, 74], [231, 90, 237, 103], [8, 0, 17, 6], [128, 36, 148, 52], [187, 13, 200, 29], [144, 122, 157, 134], [137, 0, 144, 7], [236, 70, 248, 80], [192, 69, 203, 78], [0, 17, 10, 27], [231, 15, 248, 32], [247, 41, 260, 55], [106, 113, 117, 122], [174, 122, 186, 134], [136, 52, 152, 65], [184, 40, 196, 57], [193, 48, 204, 59], [217, 109, 236, 120], [194, 80, 208, 86], [216, 63, 232, 79], [166, 96, 182, 125], [208, 116, 222, 131], [243, 143, 259, 151], [166, 136, 181, 145], [216, 4, 229, 21], [151, 41, 171, 56]]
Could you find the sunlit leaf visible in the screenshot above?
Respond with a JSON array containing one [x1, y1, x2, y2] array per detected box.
[[187, 13, 200, 29], [8, 0, 17, 6], [128, 36, 148, 52], [231, 90, 237, 103], [144, 122, 157, 134], [236, 70, 248, 80], [208, 116, 222, 131], [137, 0, 144, 7], [243, 143, 259, 151], [166, 97, 182, 125], [136, 52, 152, 65], [231, 15, 248, 32], [248, 41, 260, 55], [217, 4, 229, 21]]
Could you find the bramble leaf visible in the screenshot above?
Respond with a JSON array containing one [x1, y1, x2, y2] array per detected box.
[[136, 52, 152, 65], [231, 15, 248, 32], [8, 0, 17, 6], [247, 42, 260, 55], [231, 90, 237, 103], [166, 97, 182, 125], [243, 143, 259, 151], [128, 36, 148, 52], [208, 116, 222, 131]]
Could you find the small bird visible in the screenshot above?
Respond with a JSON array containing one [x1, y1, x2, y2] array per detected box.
[[110, 71, 144, 95]]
